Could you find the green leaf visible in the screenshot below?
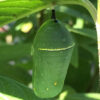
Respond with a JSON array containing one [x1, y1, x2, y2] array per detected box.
[[0, 43, 33, 84], [0, 43, 31, 64], [58, 85, 100, 100], [71, 44, 79, 68], [0, 43, 32, 84], [60, 93, 100, 100], [0, 0, 50, 27], [66, 47, 93, 92], [80, 44, 98, 60], [56, 6, 93, 23], [0, 64, 32, 85], [73, 34, 96, 45], [0, 75, 51, 100], [67, 27, 97, 40], [57, 0, 97, 23]]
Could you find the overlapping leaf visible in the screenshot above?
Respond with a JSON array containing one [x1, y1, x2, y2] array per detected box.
[[0, 43, 32, 84], [0, 0, 50, 26], [0, 75, 52, 100]]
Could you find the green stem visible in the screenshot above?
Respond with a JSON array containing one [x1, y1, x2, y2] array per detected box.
[[96, 0, 100, 92]]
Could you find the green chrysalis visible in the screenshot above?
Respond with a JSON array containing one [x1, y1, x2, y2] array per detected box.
[[32, 19, 75, 98]]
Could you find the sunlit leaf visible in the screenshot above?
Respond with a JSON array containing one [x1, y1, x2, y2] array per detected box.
[[0, 0, 50, 26]]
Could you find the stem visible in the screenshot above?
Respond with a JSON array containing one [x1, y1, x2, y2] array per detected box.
[[51, 9, 56, 19], [51, 9, 57, 22], [97, 0, 100, 24], [96, 0, 100, 92], [39, 10, 44, 26]]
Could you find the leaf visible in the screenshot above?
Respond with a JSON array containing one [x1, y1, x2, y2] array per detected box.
[[58, 85, 100, 100], [67, 27, 97, 40], [0, 43, 31, 64], [0, 64, 32, 85], [0, 75, 52, 100], [56, 6, 93, 23], [0, 0, 50, 27], [0, 43, 32, 84], [66, 47, 93, 92], [80, 44, 98, 60], [57, 0, 97, 22], [73, 33, 96, 45], [63, 93, 100, 100], [71, 44, 79, 68]]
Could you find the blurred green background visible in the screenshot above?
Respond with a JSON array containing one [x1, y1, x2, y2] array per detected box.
[[0, 0, 99, 99]]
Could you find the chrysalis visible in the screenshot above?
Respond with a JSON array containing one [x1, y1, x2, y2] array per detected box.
[[32, 19, 75, 98]]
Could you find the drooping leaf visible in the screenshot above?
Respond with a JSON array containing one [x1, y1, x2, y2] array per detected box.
[[58, 85, 100, 100], [0, 75, 52, 100], [60, 93, 100, 100], [0, 43, 31, 64], [80, 44, 98, 60], [71, 44, 79, 68], [0, 64, 32, 85], [56, 6, 93, 23], [0, 0, 50, 27], [67, 27, 97, 40], [56, 0, 97, 22], [0, 43, 32, 84], [66, 47, 93, 92]]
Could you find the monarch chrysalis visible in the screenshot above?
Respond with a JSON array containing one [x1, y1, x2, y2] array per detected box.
[[32, 19, 75, 98]]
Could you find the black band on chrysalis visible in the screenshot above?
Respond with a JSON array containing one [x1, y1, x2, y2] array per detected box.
[[51, 9, 58, 22]]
